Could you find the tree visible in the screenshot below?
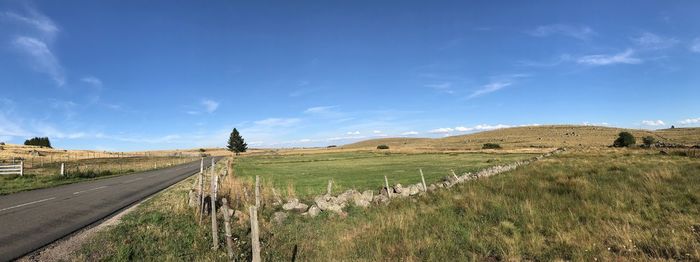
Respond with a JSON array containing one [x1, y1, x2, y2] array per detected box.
[[227, 128, 247, 155], [24, 137, 52, 148], [642, 136, 656, 146], [613, 132, 636, 147]]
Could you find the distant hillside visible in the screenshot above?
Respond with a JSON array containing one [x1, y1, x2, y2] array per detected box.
[[343, 125, 700, 150]]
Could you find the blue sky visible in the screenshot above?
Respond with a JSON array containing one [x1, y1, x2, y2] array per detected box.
[[1, 1, 699, 151]]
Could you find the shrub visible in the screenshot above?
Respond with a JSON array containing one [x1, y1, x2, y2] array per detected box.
[[613, 132, 636, 147], [199, 148, 206, 152], [642, 136, 656, 146], [376, 144, 390, 150], [482, 143, 502, 149]]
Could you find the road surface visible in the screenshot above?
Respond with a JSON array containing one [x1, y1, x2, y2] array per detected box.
[[0, 157, 219, 261]]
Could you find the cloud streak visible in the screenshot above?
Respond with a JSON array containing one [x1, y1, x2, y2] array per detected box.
[[13, 36, 65, 86], [576, 49, 642, 66], [528, 24, 595, 40]]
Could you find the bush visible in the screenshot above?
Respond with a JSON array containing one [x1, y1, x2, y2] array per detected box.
[[199, 148, 206, 152], [642, 136, 656, 146], [613, 132, 636, 147], [376, 144, 390, 150], [482, 143, 502, 149]]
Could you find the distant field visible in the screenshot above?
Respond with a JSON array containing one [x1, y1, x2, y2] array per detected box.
[[233, 151, 537, 196], [344, 125, 700, 150]]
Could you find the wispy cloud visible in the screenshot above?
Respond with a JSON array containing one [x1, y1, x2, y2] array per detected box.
[[202, 99, 219, 113], [346, 131, 360, 135], [400, 131, 419, 136], [528, 24, 595, 40], [432, 124, 513, 134], [468, 81, 512, 98], [1, 9, 59, 40], [690, 38, 700, 53], [13, 36, 65, 86], [424, 82, 455, 94], [576, 49, 642, 66], [4, 6, 65, 86], [467, 74, 531, 99], [81, 76, 103, 88], [679, 117, 700, 125], [186, 99, 219, 114], [632, 32, 678, 50], [641, 120, 665, 126]]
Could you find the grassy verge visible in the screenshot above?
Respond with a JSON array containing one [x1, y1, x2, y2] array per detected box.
[[262, 148, 700, 260], [233, 151, 536, 196], [0, 156, 196, 195], [75, 175, 228, 261]]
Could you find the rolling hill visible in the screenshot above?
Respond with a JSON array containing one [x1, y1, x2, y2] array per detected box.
[[343, 125, 700, 150]]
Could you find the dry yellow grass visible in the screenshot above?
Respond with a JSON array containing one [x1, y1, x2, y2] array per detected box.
[[344, 125, 700, 150]]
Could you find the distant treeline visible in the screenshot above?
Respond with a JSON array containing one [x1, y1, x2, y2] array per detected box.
[[24, 137, 52, 148]]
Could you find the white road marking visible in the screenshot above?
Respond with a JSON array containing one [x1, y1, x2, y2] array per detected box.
[[73, 186, 107, 195], [0, 197, 56, 212]]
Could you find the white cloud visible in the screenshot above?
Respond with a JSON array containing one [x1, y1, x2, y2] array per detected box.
[[455, 126, 472, 132], [202, 99, 219, 113], [2, 9, 59, 40], [401, 131, 419, 136], [576, 49, 642, 66], [81, 76, 103, 88], [468, 81, 512, 98], [428, 127, 454, 134], [425, 82, 454, 94], [528, 24, 595, 40], [690, 38, 700, 53], [641, 120, 665, 126], [582, 122, 610, 126], [346, 131, 360, 135], [372, 130, 382, 134], [254, 118, 300, 127], [679, 118, 700, 125], [632, 32, 678, 50], [13, 36, 65, 86]]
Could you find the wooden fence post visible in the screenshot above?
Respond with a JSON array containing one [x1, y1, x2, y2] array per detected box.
[[60, 163, 65, 176], [20, 161, 23, 176], [211, 174, 219, 250], [198, 172, 205, 225], [451, 169, 458, 180], [419, 168, 427, 192], [327, 179, 333, 195], [200, 157, 204, 173], [384, 175, 391, 198], [255, 175, 260, 208], [249, 206, 261, 262], [222, 198, 235, 259]]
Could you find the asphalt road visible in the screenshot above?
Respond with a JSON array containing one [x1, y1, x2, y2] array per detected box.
[[0, 157, 219, 261]]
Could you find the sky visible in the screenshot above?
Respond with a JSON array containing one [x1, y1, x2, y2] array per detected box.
[[1, 0, 699, 151]]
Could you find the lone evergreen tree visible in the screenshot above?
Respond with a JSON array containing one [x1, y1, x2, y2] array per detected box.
[[24, 137, 52, 148], [227, 128, 247, 155]]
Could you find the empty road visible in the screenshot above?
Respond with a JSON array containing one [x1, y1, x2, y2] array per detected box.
[[0, 157, 218, 261]]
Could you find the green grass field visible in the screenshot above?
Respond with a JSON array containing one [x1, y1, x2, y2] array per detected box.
[[263, 149, 700, 261], [233, 151, 537, 196]]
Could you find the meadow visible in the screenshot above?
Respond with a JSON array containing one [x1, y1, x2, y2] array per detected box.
[[232, 151, 537, 196]]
